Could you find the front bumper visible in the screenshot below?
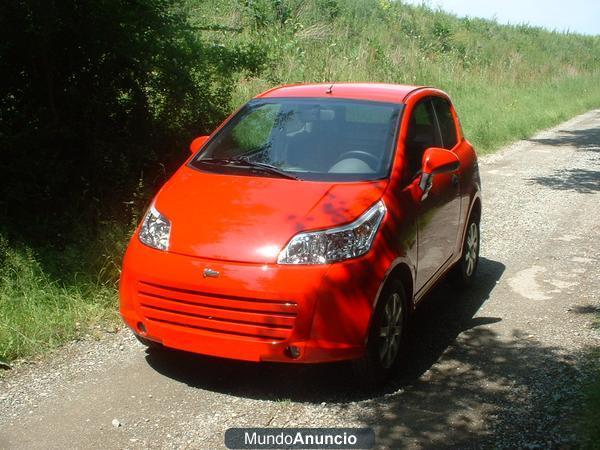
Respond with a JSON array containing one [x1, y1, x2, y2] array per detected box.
[[119, 239, 381, 363]]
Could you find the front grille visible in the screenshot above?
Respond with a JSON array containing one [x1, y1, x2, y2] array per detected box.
[[137, 281, 298, 342]]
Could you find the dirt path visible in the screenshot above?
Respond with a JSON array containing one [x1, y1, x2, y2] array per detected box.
[[1, 110, 599, 449]]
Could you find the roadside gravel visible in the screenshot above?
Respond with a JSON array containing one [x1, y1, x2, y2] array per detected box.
[[1, 110, 599, 449]]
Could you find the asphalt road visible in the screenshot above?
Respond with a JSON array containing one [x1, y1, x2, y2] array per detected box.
[[1, 110, 599, 449]]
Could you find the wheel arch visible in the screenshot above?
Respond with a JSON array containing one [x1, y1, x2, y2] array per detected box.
[[460, 194, 482, 250], [365, 260, 414, 345], [470, 196, 482, 221]]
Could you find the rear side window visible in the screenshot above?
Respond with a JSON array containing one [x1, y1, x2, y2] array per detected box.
[[432, 97, 458, 149]]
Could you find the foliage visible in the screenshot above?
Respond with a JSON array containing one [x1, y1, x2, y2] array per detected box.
[[0, 0, 265, 241], [0, 230, 116, 360], [187, 0, 600, 153]]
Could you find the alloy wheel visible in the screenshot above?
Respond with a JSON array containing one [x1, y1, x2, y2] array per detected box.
[[378, 292, 404, 369], [465, 222, 479, 277]]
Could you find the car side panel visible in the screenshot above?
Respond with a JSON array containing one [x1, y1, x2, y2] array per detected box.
[[400, 88, 480, 303]]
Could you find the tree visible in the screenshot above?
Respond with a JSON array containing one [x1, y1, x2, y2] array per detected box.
[[0, 0, 265, 238]]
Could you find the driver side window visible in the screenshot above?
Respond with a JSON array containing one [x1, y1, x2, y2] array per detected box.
[[405, 99, 441, 178]]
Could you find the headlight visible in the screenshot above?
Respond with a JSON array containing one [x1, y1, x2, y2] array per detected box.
[[138, 204, 171, 251], [277, 200, 386, 264]]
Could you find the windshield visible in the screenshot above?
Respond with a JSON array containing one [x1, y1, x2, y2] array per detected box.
[[190, 98, 403, 182]]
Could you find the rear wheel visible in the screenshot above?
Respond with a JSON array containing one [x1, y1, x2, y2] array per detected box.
[[451, 212, 480, 288], [353, 279, 409, 387]]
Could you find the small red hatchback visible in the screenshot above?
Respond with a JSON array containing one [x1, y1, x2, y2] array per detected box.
[[119, 83, 481, 382]]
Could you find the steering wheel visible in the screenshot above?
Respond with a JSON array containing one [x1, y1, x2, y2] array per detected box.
[[334, 150, 380, 170]]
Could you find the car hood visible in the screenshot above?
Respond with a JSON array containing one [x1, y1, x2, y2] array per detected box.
[[154, 166, 388, 263]]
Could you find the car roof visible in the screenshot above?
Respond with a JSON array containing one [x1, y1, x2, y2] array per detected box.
[[256, 83, 425, 104]]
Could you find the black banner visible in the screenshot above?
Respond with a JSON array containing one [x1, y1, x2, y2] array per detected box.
[[225, 427, 375, 449]]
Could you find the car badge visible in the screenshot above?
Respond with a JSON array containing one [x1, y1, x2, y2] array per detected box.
[[203, 268, 220, 278]]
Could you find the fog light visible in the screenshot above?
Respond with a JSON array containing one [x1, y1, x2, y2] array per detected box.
[[137, 321, 147, 334], [285, 345, 301, 359]]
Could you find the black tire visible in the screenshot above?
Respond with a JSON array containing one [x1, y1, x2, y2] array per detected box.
[[353, 279, 409, 388], [134, 334, 164, 350], [451, 212, 480, 288]]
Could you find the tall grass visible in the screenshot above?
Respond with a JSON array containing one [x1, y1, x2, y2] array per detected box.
[[0, 228, 126, 362], [1, 0, 600, 364], [188, 0, 600, 153]]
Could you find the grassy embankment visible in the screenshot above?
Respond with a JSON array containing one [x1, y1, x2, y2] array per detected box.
[[1, 0, 599, 364], [190, 0, 600, 153]]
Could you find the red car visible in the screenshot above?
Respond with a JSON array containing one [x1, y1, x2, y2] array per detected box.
[[119, 83, 481, 382]]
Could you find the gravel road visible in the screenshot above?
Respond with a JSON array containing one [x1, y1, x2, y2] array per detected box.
[[1, 110, 599, 449]]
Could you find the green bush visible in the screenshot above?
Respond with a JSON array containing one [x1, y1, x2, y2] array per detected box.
[[0, 0, 266, 240]]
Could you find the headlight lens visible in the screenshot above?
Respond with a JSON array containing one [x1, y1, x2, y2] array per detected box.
[[277, 200, 386, 264], [138, 204, 171, 251]]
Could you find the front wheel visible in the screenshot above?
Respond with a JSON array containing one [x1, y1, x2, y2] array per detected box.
[[353, 279, 409, 387], [451, 213, 480, 288], [134, 334, 164, 350]]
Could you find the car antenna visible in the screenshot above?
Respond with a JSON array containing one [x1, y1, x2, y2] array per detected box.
[[325, 83, 334, 94]]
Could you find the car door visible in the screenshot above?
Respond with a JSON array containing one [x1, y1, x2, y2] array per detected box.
[[405, 97, 461, 293]]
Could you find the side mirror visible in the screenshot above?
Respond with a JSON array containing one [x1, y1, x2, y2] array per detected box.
[[190, 135, 210, 154], [419, 147, 460, 200]]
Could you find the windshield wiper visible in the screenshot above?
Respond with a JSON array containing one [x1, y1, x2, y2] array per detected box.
[[198, 158, 299, 180], [238, 159, 300, 180]]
